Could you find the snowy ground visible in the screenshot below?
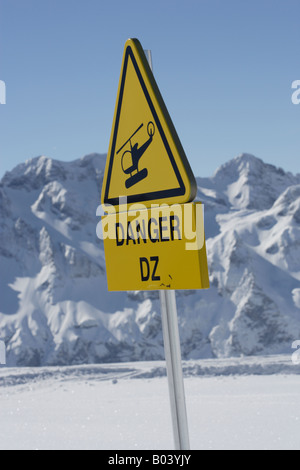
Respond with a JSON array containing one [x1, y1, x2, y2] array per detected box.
[[1, 355, 300, 450]]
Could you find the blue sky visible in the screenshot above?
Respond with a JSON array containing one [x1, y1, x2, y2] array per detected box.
[[0, 0, 299, 179]]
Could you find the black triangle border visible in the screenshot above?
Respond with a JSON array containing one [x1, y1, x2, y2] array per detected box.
[[104, 44, 186, 206]]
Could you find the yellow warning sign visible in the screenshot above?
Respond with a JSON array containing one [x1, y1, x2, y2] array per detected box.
[[101, 38, 197, 210], [102, 202, 210, 291]]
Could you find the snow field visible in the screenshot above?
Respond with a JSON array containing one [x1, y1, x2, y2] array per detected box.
[[1, 360, 300, 450]]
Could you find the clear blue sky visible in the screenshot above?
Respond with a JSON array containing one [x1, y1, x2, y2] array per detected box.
[[0, 0, 299, 179]]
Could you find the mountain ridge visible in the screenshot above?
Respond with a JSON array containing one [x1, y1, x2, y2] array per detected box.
[[0, 152, 299, 366]]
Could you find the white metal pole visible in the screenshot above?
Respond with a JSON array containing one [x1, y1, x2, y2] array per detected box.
[[159, 290, 190, 450], [144, 48, 190, 450], [144, 49, 153, 72]]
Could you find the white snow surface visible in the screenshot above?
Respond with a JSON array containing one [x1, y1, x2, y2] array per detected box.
[[0, 152, 300, 365], [1, 355, 300, 450]]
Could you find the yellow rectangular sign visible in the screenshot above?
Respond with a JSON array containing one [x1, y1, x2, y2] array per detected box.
[[102, 202, 210, 291]]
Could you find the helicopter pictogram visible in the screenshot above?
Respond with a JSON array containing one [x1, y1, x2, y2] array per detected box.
[[116, 121, 155, 189]]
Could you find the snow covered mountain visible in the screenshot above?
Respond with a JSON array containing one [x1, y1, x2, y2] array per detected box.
[[0, 152, 299, 366]]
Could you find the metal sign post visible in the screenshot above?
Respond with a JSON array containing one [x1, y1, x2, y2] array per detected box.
[[144, 49, 190, 451], [160, 290, 190, 450]]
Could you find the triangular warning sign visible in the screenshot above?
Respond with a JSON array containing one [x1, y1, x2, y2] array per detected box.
[[101, 38, 196, 209]]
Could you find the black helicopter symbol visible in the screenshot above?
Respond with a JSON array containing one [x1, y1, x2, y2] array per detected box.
[[116, 121, 155, 189]]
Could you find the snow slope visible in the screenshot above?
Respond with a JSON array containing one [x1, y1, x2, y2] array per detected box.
[[1, 356, 300, 450], [0, 153, 300, 366]]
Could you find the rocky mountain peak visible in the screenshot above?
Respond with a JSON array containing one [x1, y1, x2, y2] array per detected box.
[[0, 153, 299, 366]]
